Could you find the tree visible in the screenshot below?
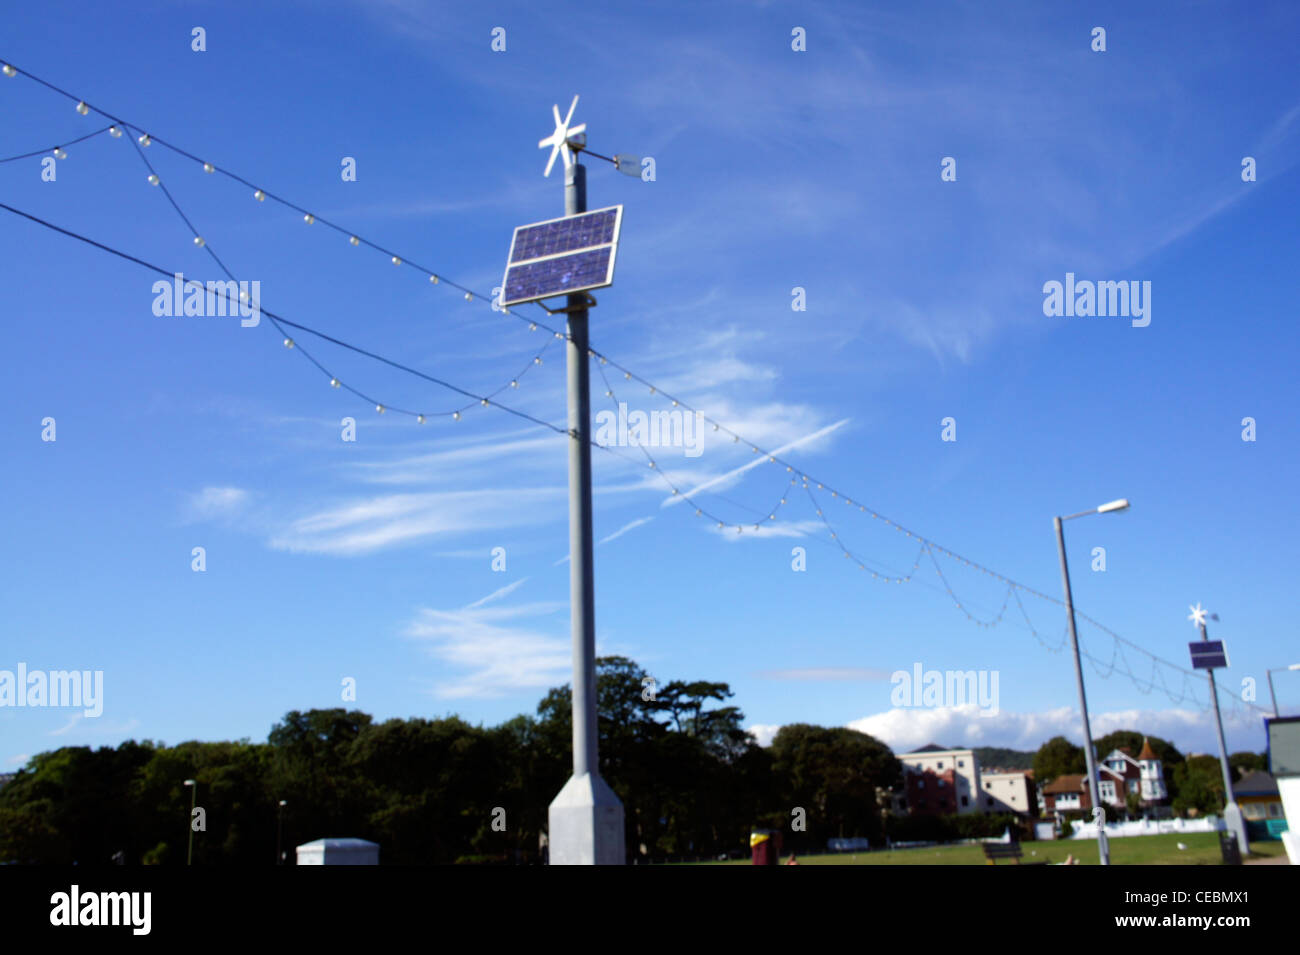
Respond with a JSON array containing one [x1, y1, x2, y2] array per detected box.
[[1229, 751, 1266, 781], [769, 724, 900, 850], [1172, 755, 1224, 817], [1033, 736, 1085, 786]]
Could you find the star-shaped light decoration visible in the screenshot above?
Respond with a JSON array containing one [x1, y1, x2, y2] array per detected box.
[[1188, 602, 1209, 628], [538, 95, 586, 177]]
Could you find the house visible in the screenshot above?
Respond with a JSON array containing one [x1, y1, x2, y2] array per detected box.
[[1096, 737, 1167, 809], [894, 744, 982, 816], [1042, 773, 1092, 814], [1234, 770, 1288, 840], [980, 770, 1036, 815]]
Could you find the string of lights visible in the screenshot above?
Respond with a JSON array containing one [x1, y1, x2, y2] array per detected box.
[[0, 201, 568, 434], [0, 123, 113, 163], [2, 57, 1266, 720], [587, 347, 1266, 714], [593, 358, 799, 534], [121, 116, 558, 420], [590, 345, 1234, 714], [0, 57, 569, 341]]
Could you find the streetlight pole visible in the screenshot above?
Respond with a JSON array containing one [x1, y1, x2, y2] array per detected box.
[[1266, 664, 1300, 717], [183, 779, 196, 866], [1054, 498, 1129, 866]]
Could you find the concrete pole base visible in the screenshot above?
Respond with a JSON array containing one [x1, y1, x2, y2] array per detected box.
[[548, 772, 625, 865], [1223, 802, 1251, 857]]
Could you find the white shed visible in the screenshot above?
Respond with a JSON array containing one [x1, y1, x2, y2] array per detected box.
[[295, 838, 380, 866]]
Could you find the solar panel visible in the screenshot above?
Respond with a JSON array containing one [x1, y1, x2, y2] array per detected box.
[[502, 206, 622, 307], [1189, 640, 1229, 670]]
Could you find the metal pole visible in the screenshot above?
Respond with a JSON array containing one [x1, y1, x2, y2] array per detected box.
[[1267, 669, 1280, 718], [1202, 622, 1250, 853], [1054, 516, 1109, 865], [565, 160, 598, 780], [276, 800, 285, 865], [546, 157, 625, 864]]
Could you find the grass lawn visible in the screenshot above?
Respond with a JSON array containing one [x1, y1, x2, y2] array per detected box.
[[701, 832, 1290, 865]]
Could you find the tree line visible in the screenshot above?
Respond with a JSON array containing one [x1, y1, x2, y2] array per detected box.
[[0, 657, 907, 864], [2, 657, 1259, 863]]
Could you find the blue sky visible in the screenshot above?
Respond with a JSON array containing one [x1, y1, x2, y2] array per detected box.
[[3, 1, 1298, 771]]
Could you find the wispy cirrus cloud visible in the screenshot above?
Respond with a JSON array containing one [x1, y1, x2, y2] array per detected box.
[[597, 516, 653, 545], [404, 592, 570, 699], [269, 486, 565, 555]]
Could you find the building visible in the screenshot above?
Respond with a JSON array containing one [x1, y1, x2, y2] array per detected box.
[[1096, 737, 1167, 809], [1234, 770, 1288, 840], [296, 838, 380, 865], [1042, 773, 1092, 814], [980, 770, 1036, 815], [894, 744, 982, 816]]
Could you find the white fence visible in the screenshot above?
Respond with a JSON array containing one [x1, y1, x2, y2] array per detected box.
[[1068, 816, 1222, 840]]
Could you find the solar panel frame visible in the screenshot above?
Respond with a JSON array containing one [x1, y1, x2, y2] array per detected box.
[[501, 205, 623, 307], [1189, 640, 1230, 670]]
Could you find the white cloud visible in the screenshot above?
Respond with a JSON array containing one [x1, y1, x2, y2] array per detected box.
[[747, 724, 782, 748], [270, 486, 564, 555], [187, 486, 250, 520], [597, 516, 653, 545], [404, 596, 570, 699], [465, 577, 530, 609], [806, 705, 1268, 754], [49, 713, 83, 737], [664, 419, 850, 508]]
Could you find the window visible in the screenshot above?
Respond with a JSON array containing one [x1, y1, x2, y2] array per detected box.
[[961, 796, 968, 807], [918, 780, 925, 790], [938, 779, 945, 788], [986, 797, 994, 807], [986, 782, 992, 789], [958, 761, 964, 768]]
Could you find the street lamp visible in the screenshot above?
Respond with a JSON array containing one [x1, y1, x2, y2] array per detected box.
[[1266, 664, 1300, 717], [277, 799, 288, 865], [1054, 497, 1129, 866], [183, 779, 197, 866]]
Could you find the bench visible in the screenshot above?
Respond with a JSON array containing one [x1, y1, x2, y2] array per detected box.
[[982, 842, 1022, 865]]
